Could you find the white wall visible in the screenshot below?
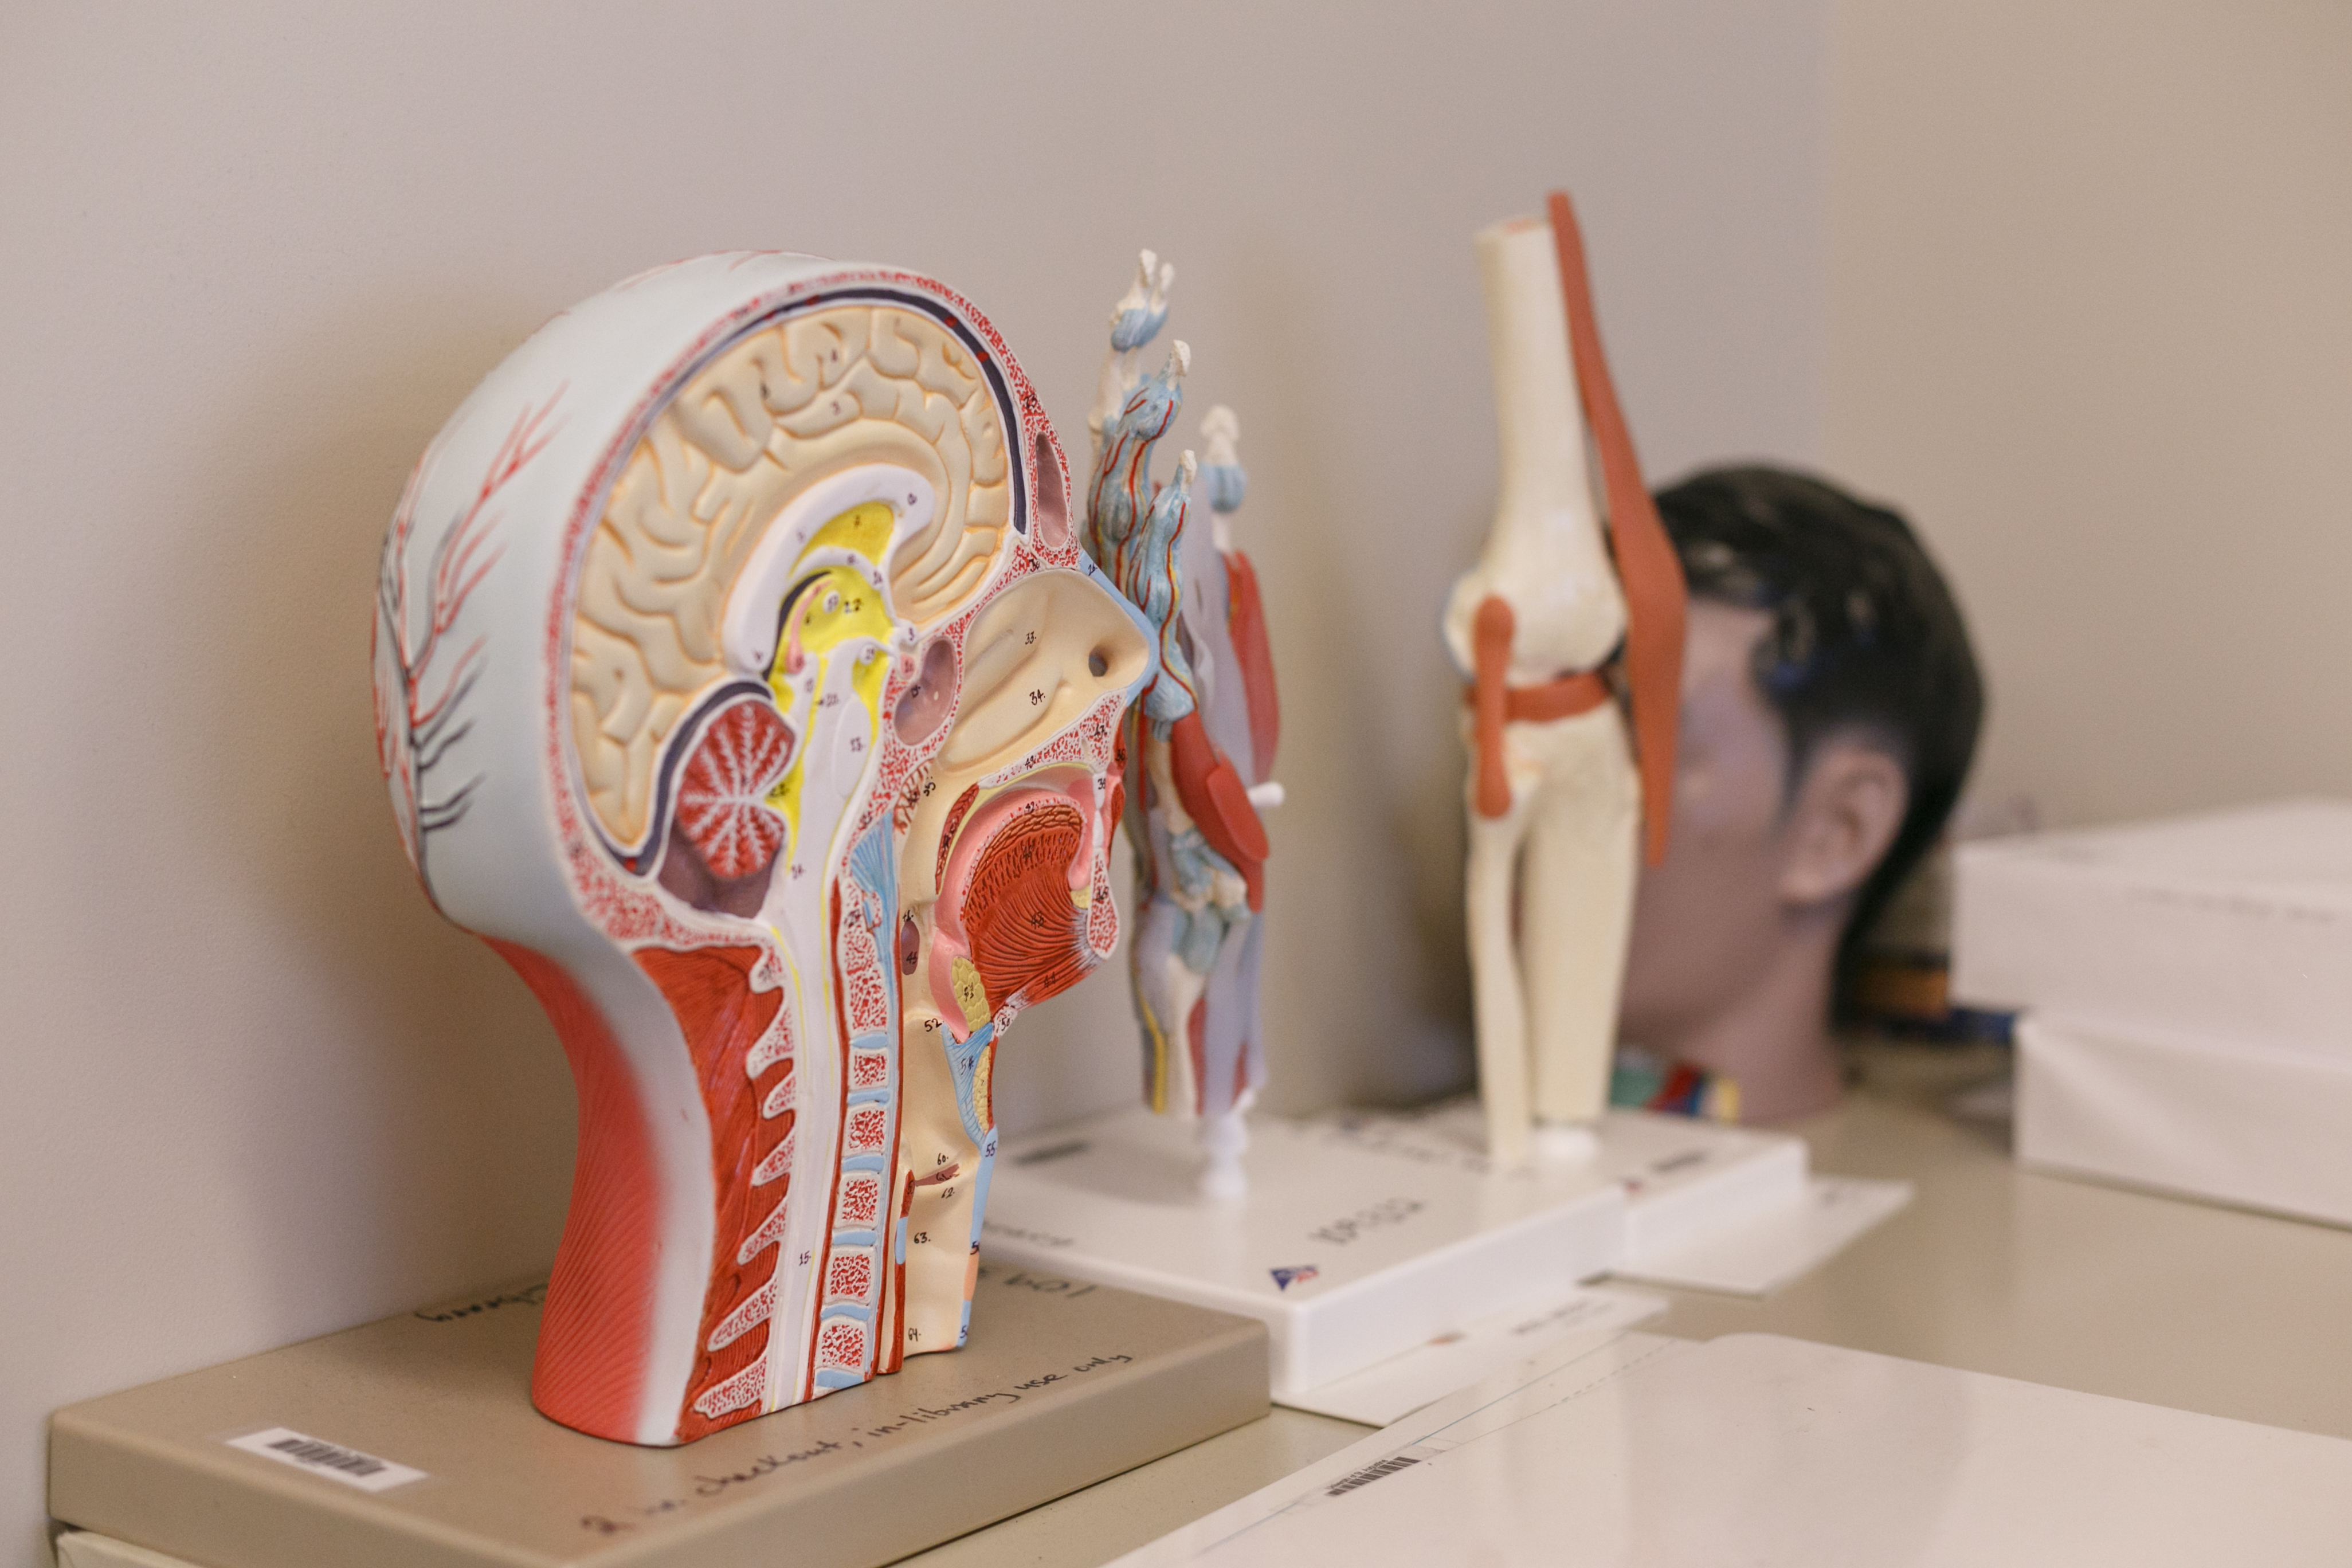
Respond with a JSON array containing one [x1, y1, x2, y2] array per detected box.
[[1825, 0, 2352, 829], [0, 3, 1826, 1557]]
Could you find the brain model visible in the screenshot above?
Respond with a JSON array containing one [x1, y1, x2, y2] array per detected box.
[[374, 254, 1153, 1445]]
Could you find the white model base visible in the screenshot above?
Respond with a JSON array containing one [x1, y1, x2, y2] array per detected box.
[[1529, 1122, 1602, 1165], [1197, 1108, 1250, 1202], [982, 1106, 1628, 1399], [983, 1102, 1812, 1401], [1605, 1108, 1812, 1265], [1311, 1099, 1812, 1272]]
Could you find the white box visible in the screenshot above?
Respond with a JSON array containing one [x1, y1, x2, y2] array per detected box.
[[1119, 1332, 2352, 1568], [2017, 1012, 2352, 1229], [1953, 798, 2352, 1061]]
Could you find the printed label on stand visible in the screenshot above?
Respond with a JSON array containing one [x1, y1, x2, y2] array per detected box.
[[225, 1427, 428, 1493]]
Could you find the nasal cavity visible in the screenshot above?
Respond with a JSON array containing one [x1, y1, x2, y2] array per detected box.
[[893, 637, 959, 746]]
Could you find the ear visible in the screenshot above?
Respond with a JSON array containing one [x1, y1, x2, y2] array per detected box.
[[1777, 737, 1909, 909]]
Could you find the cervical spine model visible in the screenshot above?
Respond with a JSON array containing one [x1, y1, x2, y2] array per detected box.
[[1442, 193, 1688, 1166], [1081, 254, 1279, 1199], [373, 253, 1154, 1445]]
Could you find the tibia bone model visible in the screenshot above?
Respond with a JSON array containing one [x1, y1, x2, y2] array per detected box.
[[1441, 193, 1688, 1167], [374, 253, 1155, 1445], [1081, 254, 1280, 1200]]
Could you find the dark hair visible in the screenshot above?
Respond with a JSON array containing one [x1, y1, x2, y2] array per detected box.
[[1653, 465, 1983, 959]]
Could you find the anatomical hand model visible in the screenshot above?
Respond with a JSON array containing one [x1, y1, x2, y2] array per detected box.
[[374, 254, 1154, 1445], [1081, 254, 1280, 1200], [1442, 194, 1687, 1166]]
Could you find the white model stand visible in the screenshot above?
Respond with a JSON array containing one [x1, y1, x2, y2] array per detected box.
[[981, 1104, 1808, 1402], [982, 1107, 1625, 1401], [1331, 1099, 1811, 1268]]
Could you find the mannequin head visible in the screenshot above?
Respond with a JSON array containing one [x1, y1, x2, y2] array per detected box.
[[1617, 466, 1982, 1122]]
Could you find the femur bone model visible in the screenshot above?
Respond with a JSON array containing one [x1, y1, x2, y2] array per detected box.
[[374, 254, 1154, 1446], [1442, 193, 1688, 1166]]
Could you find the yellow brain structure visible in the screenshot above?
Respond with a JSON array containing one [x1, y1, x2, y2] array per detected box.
[[570, 304, 1013, 852]]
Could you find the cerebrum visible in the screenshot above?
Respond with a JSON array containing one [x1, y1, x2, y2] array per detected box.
[[374, 255, 1153, 1446]]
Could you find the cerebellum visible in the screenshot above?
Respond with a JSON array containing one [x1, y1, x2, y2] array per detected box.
[[673, 699, 794, 881]]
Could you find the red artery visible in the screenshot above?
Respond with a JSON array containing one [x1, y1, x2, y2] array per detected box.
[[1223, 550, 1281, 778]]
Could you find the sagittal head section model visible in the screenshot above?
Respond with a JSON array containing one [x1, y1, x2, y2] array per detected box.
[[374, 254, 1154, 1445]]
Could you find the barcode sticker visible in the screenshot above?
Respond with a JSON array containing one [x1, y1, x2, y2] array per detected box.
[[1323, 1451, 1421, 1497], [226, 1427, 428, 1493]]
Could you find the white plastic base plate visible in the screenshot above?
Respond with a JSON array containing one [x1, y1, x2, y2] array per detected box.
[[1323, 1100, 1812, 1269], [981, 1107, 1628, 1400], [1614, 1175, 1914, 1295]]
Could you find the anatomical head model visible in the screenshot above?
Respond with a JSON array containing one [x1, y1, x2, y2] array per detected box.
[[1618, 465, 1983, 1123], [374, 253, 1153, 1445], [1081, 254, 1281, 1199], [1443, 192, 1688, 1167]]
